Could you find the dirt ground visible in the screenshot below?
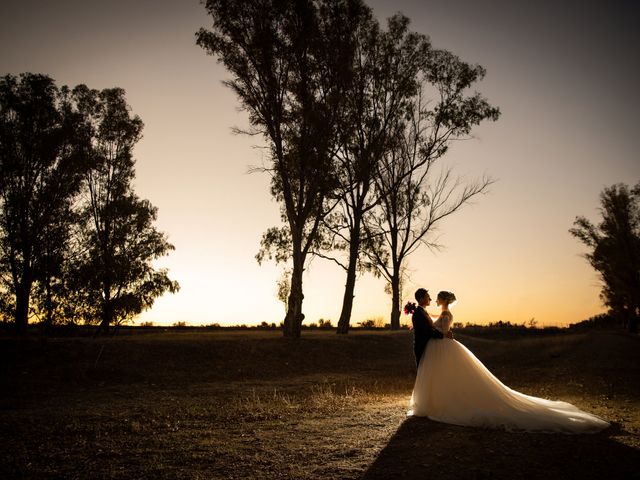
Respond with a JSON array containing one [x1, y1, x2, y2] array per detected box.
[[1, 329, 639, 479]]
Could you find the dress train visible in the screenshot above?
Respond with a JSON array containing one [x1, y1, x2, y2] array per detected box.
[[409, 324, 609, 433]]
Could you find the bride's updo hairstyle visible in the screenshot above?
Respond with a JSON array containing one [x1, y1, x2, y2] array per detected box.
[[437, 291, 457, 306]]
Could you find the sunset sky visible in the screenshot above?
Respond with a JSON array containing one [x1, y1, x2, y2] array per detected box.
[[1, 0, 638, 327]]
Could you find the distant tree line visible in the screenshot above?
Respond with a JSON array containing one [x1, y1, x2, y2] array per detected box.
[[198, 0, 500, 337], [65, 316, 614, 336], [568, 312, 621, 331], [570, 181, 640, 333], [0, 73, 179, 335]]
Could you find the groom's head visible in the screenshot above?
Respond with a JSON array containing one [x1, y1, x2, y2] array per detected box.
[[415, 288, 431, 307]]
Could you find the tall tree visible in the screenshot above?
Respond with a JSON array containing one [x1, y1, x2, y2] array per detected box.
[[197, 0, 367, 337], [363, 48, 500, 330], [0, 74, 85, 334], [570, 182, 640, 333], [72, 86, 179, 334], [317, 13, 429, 334]]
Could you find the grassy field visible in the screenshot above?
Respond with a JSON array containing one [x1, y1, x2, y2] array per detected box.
[[1, 329, 639, 479]]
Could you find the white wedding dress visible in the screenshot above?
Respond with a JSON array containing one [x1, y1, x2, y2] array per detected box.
[[409, 311, 610, 433]]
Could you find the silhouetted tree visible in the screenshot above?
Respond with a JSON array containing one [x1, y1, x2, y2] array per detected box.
[[71, 86, 179, 334], [314, 13, 429, 334], [570, 182, 640, 332], [197, 0, 368, 337], [363, 49, 500, 329], [0, 73, 85, 334]]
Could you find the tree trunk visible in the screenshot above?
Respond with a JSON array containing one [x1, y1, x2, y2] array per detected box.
[[390, 271, 401, 330], [43, 276, 54, 335], [97, 304, 111, 336], [337, 221, 361, 334], [336, 261, 357, 334], [96, 280, 112, 336], [14, 280, 31, 335], [631, 302, 640, 333], [283, 247, 305, 338], [629, 311, 638, 334]]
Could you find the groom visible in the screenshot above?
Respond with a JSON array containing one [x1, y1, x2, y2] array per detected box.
[[412, 288, 452, 367]]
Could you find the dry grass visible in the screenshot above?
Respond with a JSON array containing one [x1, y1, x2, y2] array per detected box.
[[1, 330, 639, 479]]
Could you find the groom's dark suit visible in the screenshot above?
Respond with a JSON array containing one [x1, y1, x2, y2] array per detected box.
[[412, 305, 444, 367]]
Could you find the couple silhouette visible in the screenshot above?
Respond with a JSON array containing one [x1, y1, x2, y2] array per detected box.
[[405, 287, 609, 433]]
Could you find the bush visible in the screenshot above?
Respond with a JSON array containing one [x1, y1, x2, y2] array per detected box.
[[318, 318, 333, 329], [357, 317, 385, 329]]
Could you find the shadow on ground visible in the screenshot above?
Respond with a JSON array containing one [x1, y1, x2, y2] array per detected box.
[[362, 417, 640, 480]]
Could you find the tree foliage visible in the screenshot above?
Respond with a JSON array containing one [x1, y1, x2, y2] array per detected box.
[[0, 74, 179, 334], [71, 86, 179, 333], [0, 73, 85, 333], [570, 182, 640, 332], [197, 0, 367, 337], [322, 29, 500, 332], [364, 76, 498, 329], [318, 13, 432, 334], [198, 0, 500, 336]]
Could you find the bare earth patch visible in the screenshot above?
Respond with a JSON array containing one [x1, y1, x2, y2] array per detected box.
[[1, 330, 638, 479]]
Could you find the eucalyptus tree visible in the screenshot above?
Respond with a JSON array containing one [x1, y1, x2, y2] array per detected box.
[[363, 49, 500, 330], [72, 86, 179, 334], [197, 0, 368, 337], [570, 182, 640, 332], [0, 73, 85, 334], [314, 13, 431, 334]]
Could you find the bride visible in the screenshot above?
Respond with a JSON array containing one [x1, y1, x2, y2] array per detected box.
[[408, 291, 610, 433]]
